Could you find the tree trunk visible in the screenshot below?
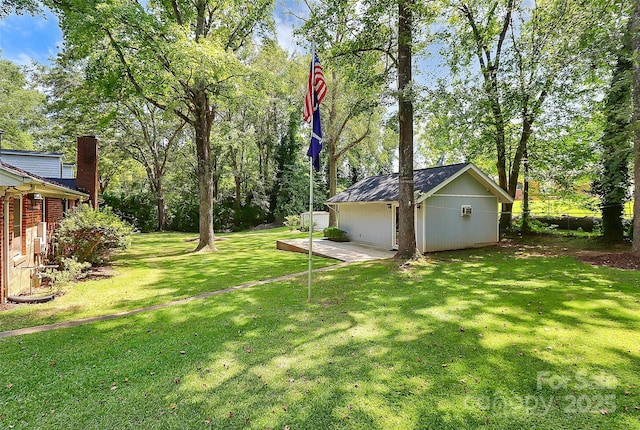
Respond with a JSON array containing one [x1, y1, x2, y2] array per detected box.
[[598, 21, 633, 243], [193, 84, 217, 252], [492, 99, 511, 233], [328, 152, 338, 227], [484, 79, 511, 233], [328, 70, 339, 228], [156, 180, 167, 231], [521, 146, 531, 234], [395, 0, 417, 260], [151, 160, 167, 231], [633, 0, 640, 254], [507, 113, 535, 234], [234, 174, 242, 212]]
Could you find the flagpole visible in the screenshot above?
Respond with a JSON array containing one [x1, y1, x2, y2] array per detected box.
[[307, 41, 315, 303], [308, 154, 313, 302]]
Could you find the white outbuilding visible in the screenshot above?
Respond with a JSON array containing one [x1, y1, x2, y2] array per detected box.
[[300, 211, 330, 231], [326, 163, 513, 252]]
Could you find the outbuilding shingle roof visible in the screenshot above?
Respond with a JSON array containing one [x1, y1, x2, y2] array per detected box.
[[327, 163, 470, 203]]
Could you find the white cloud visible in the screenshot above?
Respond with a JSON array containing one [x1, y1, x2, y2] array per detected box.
[[273, 0, 309, 54], [274, 15, 302, 55], [12, 53, 34, 66]]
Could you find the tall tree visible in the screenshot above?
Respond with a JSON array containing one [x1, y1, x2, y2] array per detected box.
[[301, 0, 424, 258], [593, 20, 633, 242], [324, 70, 391, 226], [112, 100, 186, 231], [396, 0, 416, 258], [271, 110, 308, 221], [47, 0, 273, 251], [0, 59, 45, 149], [441, 0, 605, 232], [36, 57, 135, 196], [300, 1, 392, 227]]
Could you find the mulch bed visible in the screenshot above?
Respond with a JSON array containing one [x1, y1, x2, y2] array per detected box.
[[577, 252, 640, 271], [84, 266, 116, 281]]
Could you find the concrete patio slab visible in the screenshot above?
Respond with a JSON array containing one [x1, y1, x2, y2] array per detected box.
[[276, 239, 395, 262]]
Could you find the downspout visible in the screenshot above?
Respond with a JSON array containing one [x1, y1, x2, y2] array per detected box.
[[414, 200, 419, 253], [2, 195, 9, 304], [417, 193, 427, 253], [422, 198, 427, 253]]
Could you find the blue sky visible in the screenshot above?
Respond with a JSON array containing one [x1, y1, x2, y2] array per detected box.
[[0, 8, 62, 65], [0, 1, 306, 66]]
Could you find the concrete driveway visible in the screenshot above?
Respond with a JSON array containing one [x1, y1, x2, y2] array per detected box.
[[276, 239, 395, 262]]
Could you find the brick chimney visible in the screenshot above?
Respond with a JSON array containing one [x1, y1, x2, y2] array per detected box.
[[76, 136, 99, 209]]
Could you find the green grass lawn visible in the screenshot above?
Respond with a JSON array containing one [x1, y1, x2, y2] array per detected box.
[[512, 198, 634, 219], [0, 228, 334, 332], [1, 232, 639, 429]]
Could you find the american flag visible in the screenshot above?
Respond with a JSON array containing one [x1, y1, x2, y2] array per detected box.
[[302, 53, 327, 123]]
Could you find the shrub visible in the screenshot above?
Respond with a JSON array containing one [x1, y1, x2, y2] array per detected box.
[[323, 227, 349, 242], [103, 189, 157, 232], [166, 197, 199, 232], [45, 257, 91, 290], [508, 217, 557, 236], [55, 205, 134, 265], [284, 215, 301, 231]]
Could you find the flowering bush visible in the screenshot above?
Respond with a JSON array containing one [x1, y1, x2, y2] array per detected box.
[[55, 205, 134, 265]]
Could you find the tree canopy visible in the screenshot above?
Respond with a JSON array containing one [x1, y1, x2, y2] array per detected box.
[[1, 0, 637, 243]]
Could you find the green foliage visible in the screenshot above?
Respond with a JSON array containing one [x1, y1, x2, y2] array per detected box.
[[0, 58, 45, 149], [323, 227, 349, 242], [55, 205, 134, 265], [423, 0, 620, 234], [283, 215, 301, 231], [592, 20, 633, 242], [103, 189, 157, 233], [0, 0, 41, 18], [45, 257, 91, 289], [270, 110, 309, 222], [508, 217, 556, 236], [231, 197, 269, 232], [47, 0, 277, 249], [166, 198, 200, 232]]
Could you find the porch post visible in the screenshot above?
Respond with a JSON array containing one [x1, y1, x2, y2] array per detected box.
[[2, 196, 9, 303]]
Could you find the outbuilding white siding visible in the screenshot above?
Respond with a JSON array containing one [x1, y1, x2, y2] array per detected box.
[[300, 211, 330, 231], [422, 172, 499, 252], [337, 202, 393, 249], [415, 204, 425, 251]]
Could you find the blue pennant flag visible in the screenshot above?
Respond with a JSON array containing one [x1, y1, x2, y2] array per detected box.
[[307, 106, 322, 172], [303, 53, 326, 172]]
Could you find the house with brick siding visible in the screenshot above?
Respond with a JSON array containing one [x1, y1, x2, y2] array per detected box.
[[0, 136, 99, 303]]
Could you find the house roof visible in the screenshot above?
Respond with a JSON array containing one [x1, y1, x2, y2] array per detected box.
[[0, 161, 87, 199], [326, 163, 513, 204], [45, 177, 77, 189], [0, 148, 65, 158]]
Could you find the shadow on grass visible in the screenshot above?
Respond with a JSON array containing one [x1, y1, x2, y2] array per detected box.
[[1, 245, 639, 429], [0, 229, 335, 331]]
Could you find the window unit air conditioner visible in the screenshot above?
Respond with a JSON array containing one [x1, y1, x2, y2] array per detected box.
[[461, 205, 472, 216]]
